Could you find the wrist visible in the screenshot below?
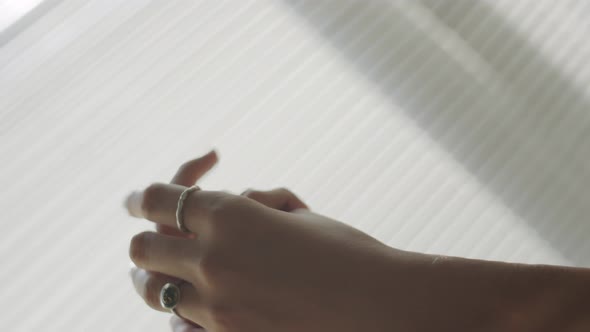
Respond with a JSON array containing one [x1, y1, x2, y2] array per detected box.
[[352, 242, 590, 332]]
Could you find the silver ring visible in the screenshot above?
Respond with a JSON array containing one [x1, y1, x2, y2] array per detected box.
[[176, 185, 200, 233], [160, 282, 183, 312], [171, 307, 182, 318]]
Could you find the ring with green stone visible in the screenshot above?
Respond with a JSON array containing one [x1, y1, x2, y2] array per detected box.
[[160, 282, 182, 311]]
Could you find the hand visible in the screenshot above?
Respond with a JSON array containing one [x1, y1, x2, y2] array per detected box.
[[127, 150, 218, 331], [126, 183, 404, 331], [127, 152, 310, 331], [127, 154, 590, 332]]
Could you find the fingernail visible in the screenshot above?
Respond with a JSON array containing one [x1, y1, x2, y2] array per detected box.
[[130, 268, 148, 296], [125, 191, 144, 217], [129, 266, 137, 279]]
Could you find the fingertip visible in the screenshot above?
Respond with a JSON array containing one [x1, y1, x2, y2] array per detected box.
[[170, 315, 204, 331], [171, 149, 220, 186], [129, 267, 148, 296], [206, 149, 219, 163], [125, 191, 144, 217], [170, 315, 183, 328], [129, 266, 138, 279]]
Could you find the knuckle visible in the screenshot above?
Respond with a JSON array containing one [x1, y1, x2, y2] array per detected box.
[[198, 251, 227, 288], [243, 190, 264, 201], [241, 188, 256, 197], [276, 187, 292, 196], [198, 254, 219, 281], [208, 195, 239, 220], [207, 304, 239, 331], [208, 195, 255, 237], [141, 183, 165, 219]]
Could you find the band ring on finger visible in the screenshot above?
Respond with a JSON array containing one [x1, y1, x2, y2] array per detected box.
[[176, 185, 199, 233]]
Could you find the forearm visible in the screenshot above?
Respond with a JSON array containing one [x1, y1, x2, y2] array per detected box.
[[391, 253, 590, 331], [509, 263, 590, 331]]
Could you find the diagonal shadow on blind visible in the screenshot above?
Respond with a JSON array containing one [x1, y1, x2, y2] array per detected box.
[[283, 0, 590, 266]]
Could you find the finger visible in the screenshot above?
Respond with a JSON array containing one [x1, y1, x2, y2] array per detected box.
[[130, 268, 183, 312], [242, 188, 308, 212], [163, 151, 217, 238], [129, 231, 197, 281], [126, 183, 186, 221], [127, 151, 218, 237], [130, 268, 206, 326], [126, 183, 233, 234], [157, 224, 196, 239], [170, 316, 206, 332], [171, 150, 218, 186]]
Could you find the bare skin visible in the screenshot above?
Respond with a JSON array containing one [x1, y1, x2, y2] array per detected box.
[[127, 152, 590, 332]]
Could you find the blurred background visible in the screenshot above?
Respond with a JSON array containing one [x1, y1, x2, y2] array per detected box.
[[2, 0, 590, 331]]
